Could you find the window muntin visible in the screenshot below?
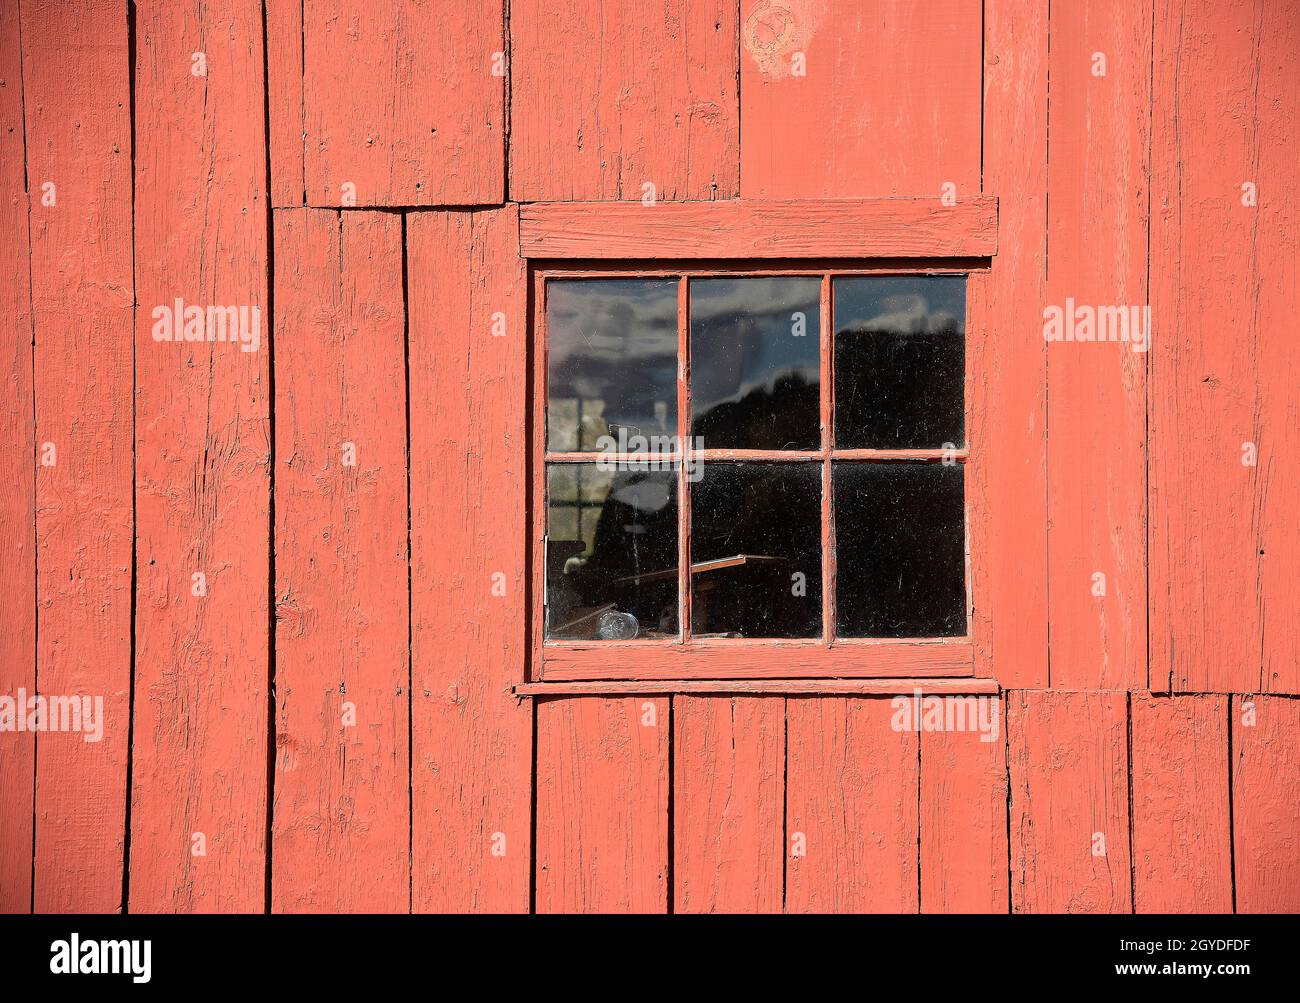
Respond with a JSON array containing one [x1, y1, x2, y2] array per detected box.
[[539, 269, 970, 654]]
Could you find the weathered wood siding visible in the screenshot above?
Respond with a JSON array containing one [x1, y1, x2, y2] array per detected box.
[[1, 0, 1296, 914]]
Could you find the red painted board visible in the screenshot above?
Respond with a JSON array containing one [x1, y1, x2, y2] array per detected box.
[[740, 0, 982, 198], [1009, 691, 1130, 913], [407, 207, 532, 912], [973, 0, 1049, 686], [519, 198, 998, 260], [1130, 694, 1231, 913], [785, 697, 919, 913], [23, 0, 134, 914], [1150, 0, 1291, 692], [1045, 0, 1149, 689], [920, 698, 1009, 913], [272, 209, 409, 912], [510, 0, 739, 202], [1045, 0, 1149, 691], [1233, 695, 1300, 912], [1253, 0, 1300, 694], [535, 697, 669, 914], [265, 0, 304, 207], [302, 0, 504, 207], [0, 0, 35, 914], [673, 696, 784, 913], [129, 0, 270, 913]]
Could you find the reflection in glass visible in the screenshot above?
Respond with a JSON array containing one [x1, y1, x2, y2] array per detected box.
[[690, 463, 821, 638], [690, 277, 821, 450], [547, 279, 679, 453], [834, 462, 966, 637], [545, 463, 679, 640], [834, 276, 965, 449]]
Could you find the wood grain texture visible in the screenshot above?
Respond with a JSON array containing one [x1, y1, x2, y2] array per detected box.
[[1046, 0, 1149, 690], [920, 702, 1010, 913], [0, 0, 35, 914], [1150, 0, 1298, 693], [128, 0, 270, 913], [302, 0, 504, 206], [1130, 694, 1231, 912], [673, 696, 783, 913], [23, 0, 134, 914], [973, 0, 1049, 686], [1251, 0, 1300, 694], [543, 638, 973, 681], [407, 207, 532, 912], [520, 198, 998, 260], [265, 0, 304, 207], [535, 697, 669, 913], [271, 210, 408, 912], [1008, 691, 1130, 913], [785, 697, 919, 913], [510, 0, 739, 202], [1233, 695, 1300, 912], [740, 0, 982, 198]]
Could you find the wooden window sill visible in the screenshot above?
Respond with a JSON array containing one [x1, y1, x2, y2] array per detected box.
[[515, 677, 1000, 697], [539, 637, 974, 681]]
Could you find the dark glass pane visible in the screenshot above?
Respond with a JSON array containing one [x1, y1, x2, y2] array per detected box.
[[690, 277, 821, 450], [547, 279, 679, 453], [690, 463, 821, 638], [545, 462, 678, 640], [834, 276, 965, 449], [834, 462, 966, 637]]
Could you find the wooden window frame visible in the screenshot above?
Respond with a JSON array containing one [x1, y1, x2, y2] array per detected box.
[[520, 198, 996, 685]]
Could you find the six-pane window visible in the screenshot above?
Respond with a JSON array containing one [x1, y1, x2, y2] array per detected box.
[[542, 272, 968, 646]]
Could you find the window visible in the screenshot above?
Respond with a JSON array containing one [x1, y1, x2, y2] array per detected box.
[[533, 268, 973, 681]]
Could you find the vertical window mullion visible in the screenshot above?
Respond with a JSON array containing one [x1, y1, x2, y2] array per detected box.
[[677, 275, 692, 644], [820, 272, 835, 644]]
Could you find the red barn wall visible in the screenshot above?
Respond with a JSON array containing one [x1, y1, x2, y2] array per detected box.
[[1, 0, 1297, 913]]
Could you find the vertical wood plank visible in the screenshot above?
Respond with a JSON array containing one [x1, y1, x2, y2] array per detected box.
[[510, 0, 739, 202], [265, 0, 304, 207], [302, 0, 504, 207], [408, 207, 531, 912], [23, 0, 134, 913], [129, 0, 271, 912], [973, 0, 1049, 686], [1150, 0, 1274, 692], [0, 0, 35, 914], [1254, 0, 1300, 694], [1233, 695, 1300, 912], [1045, 0, 1150, 689], [1130, 694, 1231, 912], [740, 0, 982, 198], [535, 697, 669, 914], [673, 695, 784, 914], [1008, 691, 1131, 913], [920, 699, 1009, 913], [785, 697, 919, 913], [271, 210, 409, 912]]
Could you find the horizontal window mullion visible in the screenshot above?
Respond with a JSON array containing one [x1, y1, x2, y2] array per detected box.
[[830, 448, 969, 462]]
